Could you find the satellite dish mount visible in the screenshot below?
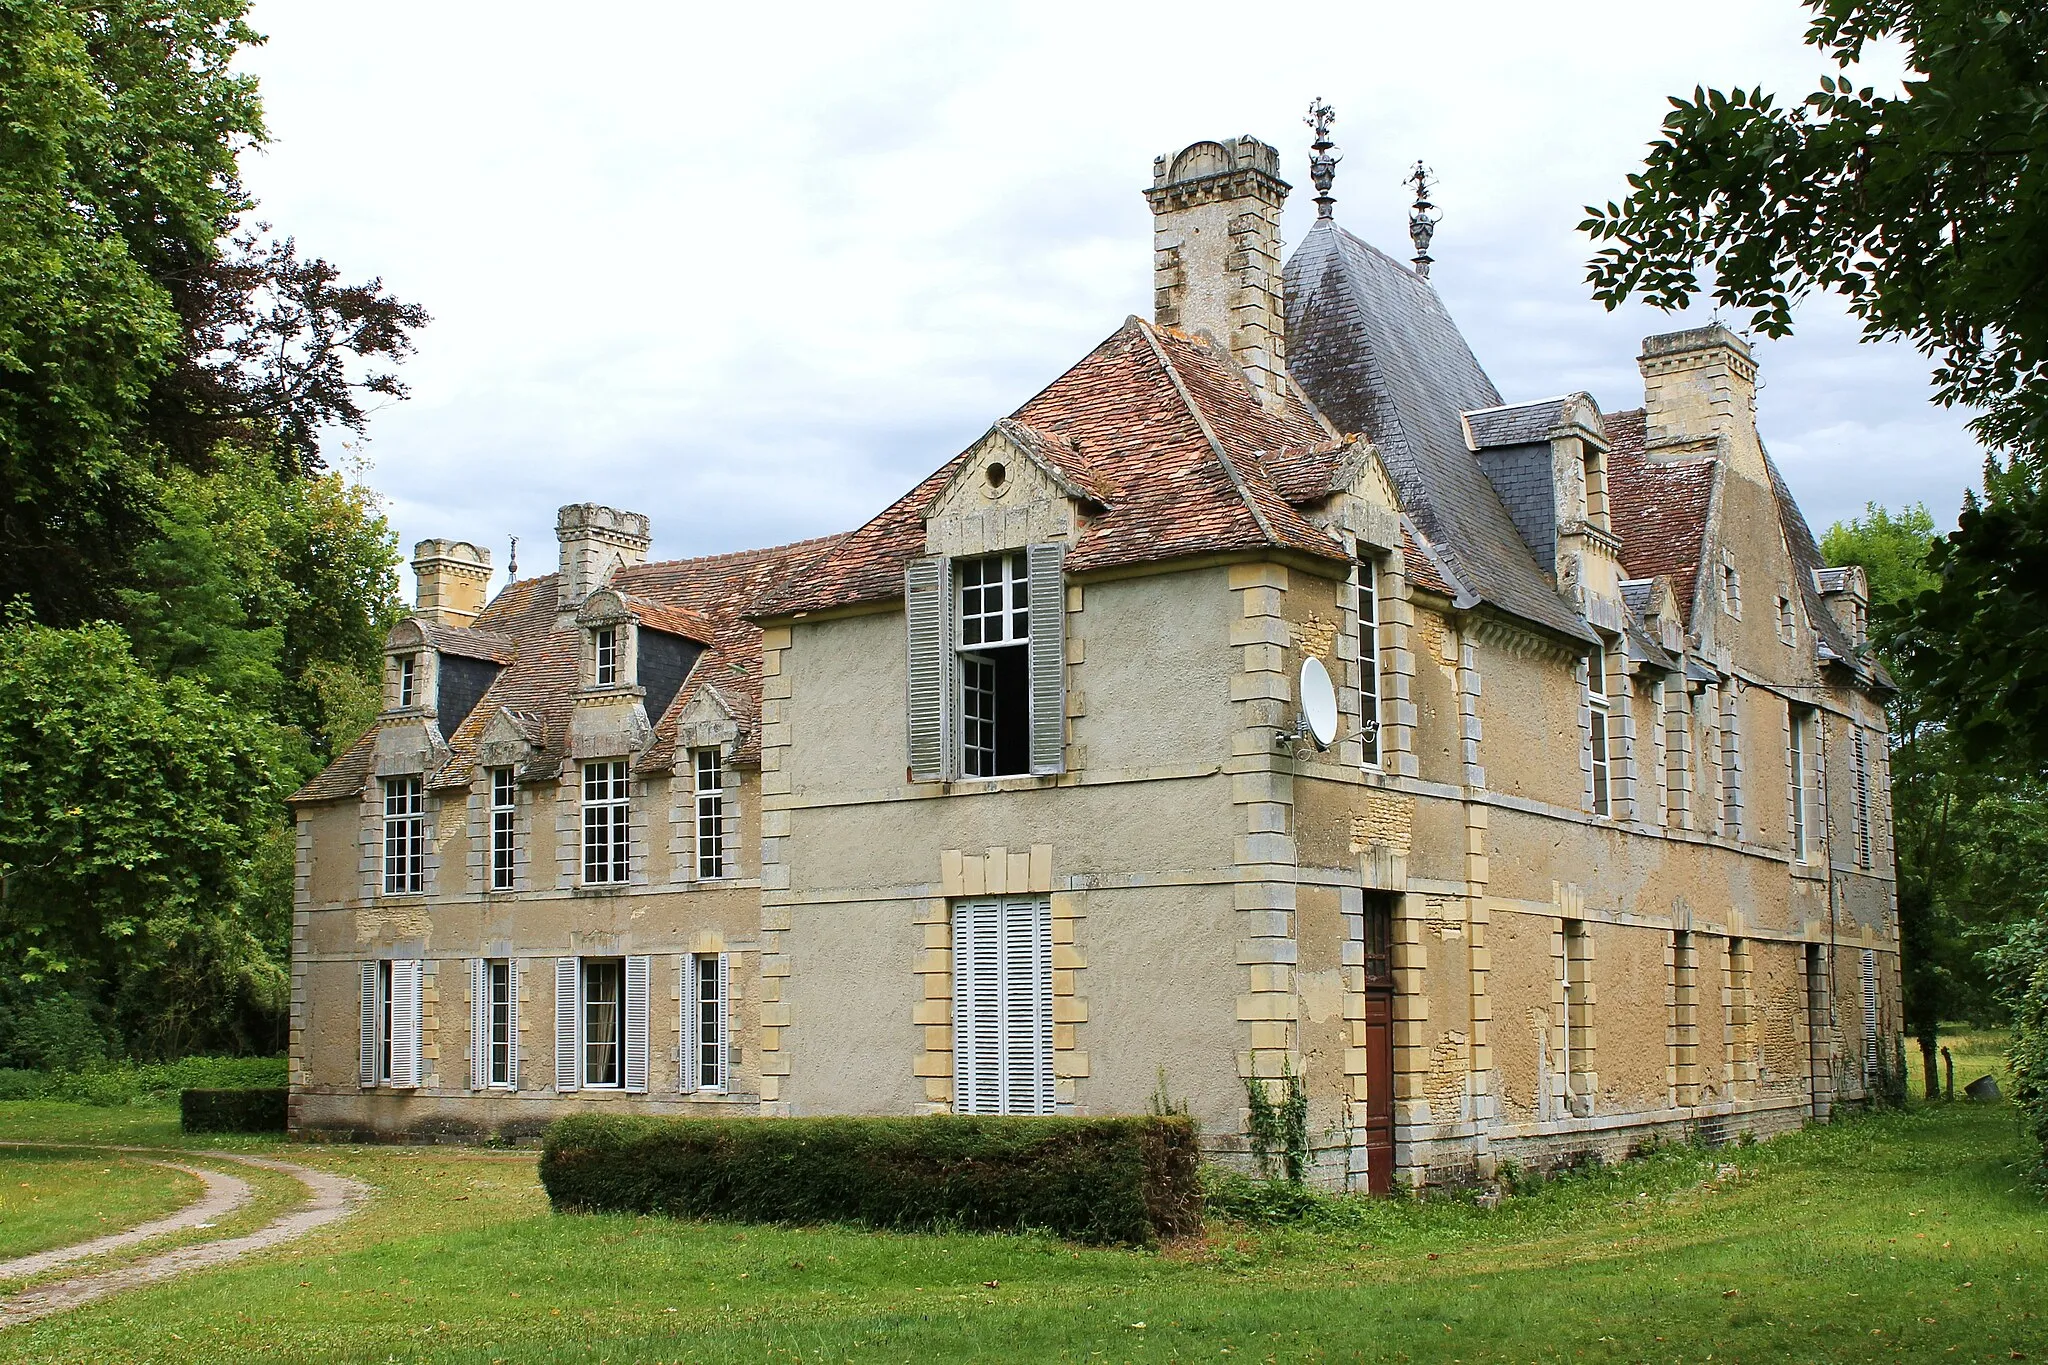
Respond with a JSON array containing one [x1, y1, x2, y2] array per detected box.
[[1281, 655, 1339, 753]]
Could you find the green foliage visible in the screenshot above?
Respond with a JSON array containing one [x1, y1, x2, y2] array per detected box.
[[1243, 1065, 1310, 1183], [538, 1114, 1203, 1246], [178, 1085, 284, 1132], [1986, 917, 2048, 1182], [0, 1053, 283, 1104]]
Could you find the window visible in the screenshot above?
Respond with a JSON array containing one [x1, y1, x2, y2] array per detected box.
[[594, 627, 618, 687], [1721, 557, 1742, 619], [694, 748, 726, 879], [490, 767, 517, 891], [1776, 593, 1796, 643], [1587, 643, 1611, 816], [382, 777, 423, 895], [952, 897, 1053, 1115], [1358, 556, 1382, 768], [958, 551, 1030, 778], [397, 654, 417, 708], [581, 760, 630, 885], [1788, 705, 1813, 861], [359, 959, 421, 1088], [552, 955, 649, 1093], [1852, 725, 1873, 869], [582, 957, 624, 1088], [684, 953, 729, 1091], [470, 958, 517, 1089]]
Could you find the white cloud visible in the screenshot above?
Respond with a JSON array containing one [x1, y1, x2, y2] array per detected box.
[[238, 0, 1981, 592]]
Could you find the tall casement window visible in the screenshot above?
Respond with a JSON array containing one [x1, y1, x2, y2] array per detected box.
[[489, 767, 517, 891], [593, 626, 618, 687], [904, 545, 1066, 782], [359, 959, 422, 1088], [693, 748, 726, 879], [581, 760, 631, 885], [951, 897, 1053, 1115], [1851, 726, 1873, 869], [1788, 705, 1814, 862], [683, 952, 729, 1092], [382, 777, 424, 895], [397, 654, 417, 708], [1587, 643, 1612, 816], [469, 958, 517, 1090], [1357, 555, 1382, 768], [553, 955, 649, 1092]]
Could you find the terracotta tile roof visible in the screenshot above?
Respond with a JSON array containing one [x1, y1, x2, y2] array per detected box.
[[1400, 521, 1457, 598], [288, 534, 842, 805], [1604, 408, 1717, 626], [753, 318, 1347, 619]]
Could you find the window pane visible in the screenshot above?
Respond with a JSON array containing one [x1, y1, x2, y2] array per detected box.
[[583, 960, 621, 1087]]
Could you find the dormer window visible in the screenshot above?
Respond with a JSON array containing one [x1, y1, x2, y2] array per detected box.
[[594, 627, 618, 687], [959, 552, 1032, 778], [397, 654, 417, 708]]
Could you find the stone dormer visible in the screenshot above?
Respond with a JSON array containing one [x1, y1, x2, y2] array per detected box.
[[922, 420, 1103, 559], [1815, 565, 1870, 651], [1463, 393, 1624, 623]]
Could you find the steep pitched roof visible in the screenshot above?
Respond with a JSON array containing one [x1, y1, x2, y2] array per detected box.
[[289, 534, 842, 805], [753, 317, 1345, 619], [1762, 444, 1869, 678], [1463, 397, 1573, 451], [1284, 217, 1591, 641], [1604, 408, 1718, 626]]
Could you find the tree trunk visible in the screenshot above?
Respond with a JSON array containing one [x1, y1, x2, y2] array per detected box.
[[1920, 1034, 1939, 1100]]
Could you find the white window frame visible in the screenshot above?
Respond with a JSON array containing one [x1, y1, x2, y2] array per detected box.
[[470, 957, 518, 1090], [694, 748, 727, 880], [956, 550, 1030, 780], [580, 957, 625, 1089], [397, 654, 417, 708], [489, 767, 517, 891], [382, 776, 423, 895], [594, 626, 618, 687], [1587, 643, 1612, 817], [1357, 554, 1382, 769], [581, 760, 631, 885], [360, 958, 421, 1089], [951, 896, 1054, 1116], [683, 952, 730, 1093], [1788, 705, 1812, 862]]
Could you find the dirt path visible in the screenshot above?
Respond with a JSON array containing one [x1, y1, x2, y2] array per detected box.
[[0, 1161, 253, 1282], [0, 1148, 371, 1330]]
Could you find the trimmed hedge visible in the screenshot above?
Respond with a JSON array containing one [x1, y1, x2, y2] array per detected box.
[[539, 1114, 1201, 1244], [180, 1086, 288, 1133]]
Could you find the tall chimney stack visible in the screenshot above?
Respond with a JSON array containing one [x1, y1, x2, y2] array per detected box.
[[555, 503, 651, 610], [1145, 137, 1291, 407], [412, 539, 492, 627], [1638, 324, 1757, 447]]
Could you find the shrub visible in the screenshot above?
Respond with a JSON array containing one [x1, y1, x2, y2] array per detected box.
[[0, 1056, 286, 1106], [1986, 917, 2048, 1185], [539, 1114, 1201, 1245], [180, 1086, 287, 1133]]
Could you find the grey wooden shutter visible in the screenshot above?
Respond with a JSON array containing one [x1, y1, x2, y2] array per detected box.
[[681, 956, 699, 1092], [470, 958, 490, 1091], [624, 954, 651, 1093], [1027, 543, 1067, 776], [390, 959, 423, 1089], [1004, 899, 1054, 1114], [505, 959, 520, 1089], [555, 957, 580, 1092], [952, 900, 1001, 1114], [715, 952, 731, 1090], [906, 556, 954, 781], [1860, 949, 1880, 1081], [359, 962, 379, 1087]]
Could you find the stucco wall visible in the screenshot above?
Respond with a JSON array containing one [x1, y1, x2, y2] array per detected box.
[[1488, 909, 1555, 1126], [1592, 921, 1669, 1113], [1481, 643, 1584, 810]]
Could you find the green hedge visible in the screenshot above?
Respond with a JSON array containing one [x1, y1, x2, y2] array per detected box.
[[0, 1056, 287, 1106], [180, 1086, 288, 1133], [539, 1114, 1202, 1244]]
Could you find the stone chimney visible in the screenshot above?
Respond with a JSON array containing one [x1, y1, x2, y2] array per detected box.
[[1638, 324, 1757, 447], [556, 503, 651, 609], [411, 539, 492, 627], [1145, 137, 1290, 406]]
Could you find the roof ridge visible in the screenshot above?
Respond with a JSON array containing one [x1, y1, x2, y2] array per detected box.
[[1136, 318, 1284, 549]]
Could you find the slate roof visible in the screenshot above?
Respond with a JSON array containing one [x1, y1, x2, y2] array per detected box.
[[753, 317, 1346, 619], [289, 534, 842, 805], [1284, 217, 1592, 642], [1604, 408, 1718, 626], [1462, 397, 1573, 451], [421, 622, 517, 663]]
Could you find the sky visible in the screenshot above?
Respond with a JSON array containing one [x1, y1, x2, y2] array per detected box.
[[237, 0, 1981, 597]]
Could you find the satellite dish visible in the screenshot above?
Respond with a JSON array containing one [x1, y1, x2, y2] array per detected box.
[[1299, 656, 1338, 751]]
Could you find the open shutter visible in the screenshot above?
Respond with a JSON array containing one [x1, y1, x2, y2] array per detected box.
[[555, 957, 580, 1093], [906, 556, 954, 781], [681, 956, 700, 1092], [1027, 544, 1067, 775], [505, 959, 521, 1089], [389, 959, 423, 1089], [1860, 949, 1880, 1081], [359, 962, 379, 1087], [624, 954, 651, 1093], [715, 952, 731, 1090], [470, 958, 490, 1091]]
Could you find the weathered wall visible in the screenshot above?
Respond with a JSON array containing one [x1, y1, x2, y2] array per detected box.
[[1488, 909, 1555, 1126], [1592, 921, 1669, 1112]]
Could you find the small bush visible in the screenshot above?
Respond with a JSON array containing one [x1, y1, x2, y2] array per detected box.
[[539, 1114, 1201, 1245], [180, 1086, 287, 1133]]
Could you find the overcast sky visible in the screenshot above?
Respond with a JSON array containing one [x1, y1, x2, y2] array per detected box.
[[238, 0, 1979, 596]]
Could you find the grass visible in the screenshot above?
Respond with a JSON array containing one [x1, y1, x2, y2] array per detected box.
[[0, 1028, 2041, 1362], [0, 1152, 201, 1262]]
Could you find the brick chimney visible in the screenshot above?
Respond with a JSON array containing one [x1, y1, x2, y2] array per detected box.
[[411, 539, 492, 627], [1638, 324, 1757, 447], [1145, 137, 1290, 407], [556, 503, 651, 609]]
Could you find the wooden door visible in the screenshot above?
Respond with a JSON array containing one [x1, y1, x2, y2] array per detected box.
[[1362, 895, 1397, 1195]]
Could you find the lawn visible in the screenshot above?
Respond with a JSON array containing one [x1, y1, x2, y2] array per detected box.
[[0, 1029, 2041, 1363], [0, 1151, 201, 1262]]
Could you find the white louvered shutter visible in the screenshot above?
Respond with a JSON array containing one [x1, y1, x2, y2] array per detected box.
[[470, 958, 491, 1091], [359, 962, 379, 1087], [555, 957, 580, 1092], [1026, 543, 1067, 776], [952, 900, 1000, 1113], [389, 959, 423, 1089], [1861, 949, 1880, 1081], [505, 959, 520, 1089], [624, 954, 651, 1093], [681, 956, 699, 1092], [714, 952, 731, 1091], [906, 557, 955, 781], [1003, 899, 1054, 1114]]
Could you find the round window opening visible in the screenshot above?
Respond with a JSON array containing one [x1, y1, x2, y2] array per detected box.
[[985, 461, 1008, 489]]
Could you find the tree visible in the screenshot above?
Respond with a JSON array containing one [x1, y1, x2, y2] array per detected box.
[[1582, 0, 2048, 774]]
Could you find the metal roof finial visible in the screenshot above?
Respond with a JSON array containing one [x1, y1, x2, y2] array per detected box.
[[1305, 99, 1340, 220], [506, 534, 518, 582], [1406, 160, 1439, 278]]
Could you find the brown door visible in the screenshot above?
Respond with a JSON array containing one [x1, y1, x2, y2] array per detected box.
[[1362, 894, 1397, 1195]]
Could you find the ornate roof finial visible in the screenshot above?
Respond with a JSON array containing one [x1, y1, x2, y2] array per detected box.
[[1406, 160, 1439, 278], [506, 534, 518, 582], [1305, 98, 1340, 220]]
